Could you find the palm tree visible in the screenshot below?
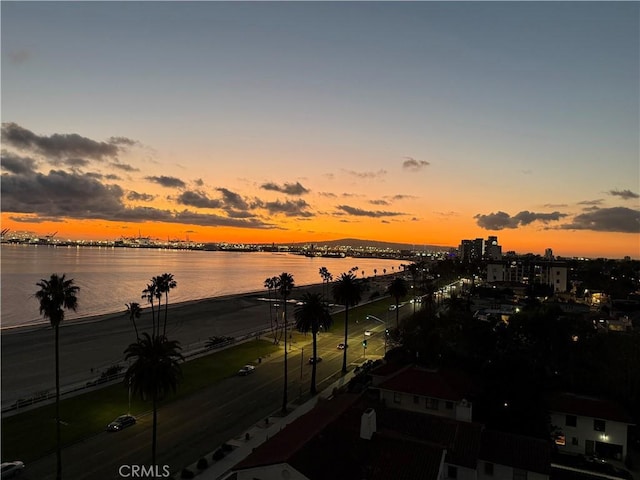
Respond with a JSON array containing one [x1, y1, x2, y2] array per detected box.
[[278, 272, 295, 413], [142, 281, 160, 336], [332, 272, 362, 373], [264, 276, 279, 343], [387, 277, 408, 329], [295, 292, 332, 395], [157, 273, 177, 337], [318, 266, 333, 303], [35, 274, 80, 480], [124, 333, 183, 467], [125, 302, 142, 339]]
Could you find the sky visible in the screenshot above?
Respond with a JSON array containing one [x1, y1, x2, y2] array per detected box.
[[1, 1, 639, 259]]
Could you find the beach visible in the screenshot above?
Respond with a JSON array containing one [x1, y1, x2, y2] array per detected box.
[[0, 280, 373, 406]]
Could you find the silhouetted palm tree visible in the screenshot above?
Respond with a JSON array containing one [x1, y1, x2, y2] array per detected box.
[[387, 277, 408, 329], [318, 266, 333, 303], [125, 302, 142, 340], [295, 292, 332, 395], [157, 273, 177, 336], [142, 281, 161, 336], [35, 274, 80, 480], [264, 276, 279, 343], [332, 272, 362, 373], [124, 333, 183, 467], [278, 272, 294, 413]]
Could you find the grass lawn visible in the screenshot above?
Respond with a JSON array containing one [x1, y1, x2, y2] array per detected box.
[[1, 339, 279, 462]]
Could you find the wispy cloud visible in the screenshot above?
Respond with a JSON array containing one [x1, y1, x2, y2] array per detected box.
[[402, 156, 430, 171], [609, 189, 639, 200], [342, 169, 387, 179], [261, 181, 309, 195], [145, 175, 186, 188], [336, 205, 404, 218]]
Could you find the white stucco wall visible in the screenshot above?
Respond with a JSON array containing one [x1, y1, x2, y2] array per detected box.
[[550, 412, 629, 458], [235, 463, 308, 480], [380, 389, 471, 421]]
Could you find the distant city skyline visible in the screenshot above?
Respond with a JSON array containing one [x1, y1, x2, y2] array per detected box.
[[1, 2, 638, 259]]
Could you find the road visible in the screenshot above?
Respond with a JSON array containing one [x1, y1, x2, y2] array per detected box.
[[18, 316, 391, 480]]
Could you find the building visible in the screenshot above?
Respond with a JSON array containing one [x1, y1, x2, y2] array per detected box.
[[231, 366, 551, 480], [458, 236, 503, 263], [375, 365, 475, 422], [486, 260, 568, 293], [548, 393, 634, 461]]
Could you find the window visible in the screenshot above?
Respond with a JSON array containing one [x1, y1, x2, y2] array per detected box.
[[445, 401, 454, 410], [413, 395, 420, 404], [594, 419, 606, 432], [513, 469, 527, 480], [393, 392, 401, 404], [426, 398, 439, 410], [484, 462, 494, 476], [572, 437, 579, 446], [447, 466, 458, 479], [565, 415, 577, 427]]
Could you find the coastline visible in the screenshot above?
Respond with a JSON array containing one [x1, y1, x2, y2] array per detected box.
[[0, 281, 327, 335]]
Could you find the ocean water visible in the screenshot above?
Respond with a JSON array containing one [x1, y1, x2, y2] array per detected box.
[[0, 244, 403, 329]]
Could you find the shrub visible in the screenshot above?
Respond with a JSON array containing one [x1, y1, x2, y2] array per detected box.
[[212, 449, 225, 461], [180, 468, 195, 479]]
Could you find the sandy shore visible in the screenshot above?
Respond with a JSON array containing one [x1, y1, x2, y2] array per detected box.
[[0, 281, 337, 404]]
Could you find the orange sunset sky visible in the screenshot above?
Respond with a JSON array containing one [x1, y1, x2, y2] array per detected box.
[[1, 2, 638, 259]]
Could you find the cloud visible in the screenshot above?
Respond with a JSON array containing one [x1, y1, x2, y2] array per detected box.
[[1, 150, 38, 175], [474, 210, 567, 230], [146, 175, 186, 188], [1, 122, 133, 160], [390, 194, 417, 201], [342, 169, 387, 179], [577, 199, 604, 206], [2, 169, 126, 217], [127, 191, 156, 202], [216, 187, 250, 209], [369, 199, 390, 206], [336, 205, 405, 218], [402, 157, 430, 171], [543, 203, 568, 208], [318, 192, 337, 198], [260, 181, 309, 195], [264, 199, 313, 217], [176, 190, 223, 209], [0, 167, 274, 229], [560, 207, 639, 233], [609, 189, 639, 200], [110, 162, 140, 172]]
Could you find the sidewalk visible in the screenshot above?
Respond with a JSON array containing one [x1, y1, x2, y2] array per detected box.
[[173, 365, 361, 480]]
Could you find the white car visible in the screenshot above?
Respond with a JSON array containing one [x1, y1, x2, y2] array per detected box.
[[238, 365, 256, 376], [1, 461, 25, 479]]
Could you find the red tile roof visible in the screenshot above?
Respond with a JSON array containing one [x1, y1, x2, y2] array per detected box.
[[547, 393, 634, 424], [377, 366, 476, 401], [479, 430, 551, 475]]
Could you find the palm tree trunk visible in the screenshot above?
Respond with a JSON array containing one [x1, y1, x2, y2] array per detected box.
[[282, 302, 288, 414], [396, 302, 400, 330], [163, 293, 168, 337], [342, 306, 349, 373], [311, 332, 318, 395], [55, 323, 62, 480], [152, 392, 157, 469]]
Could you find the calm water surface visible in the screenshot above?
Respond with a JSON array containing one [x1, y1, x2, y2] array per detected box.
[[1, 244, 403, 329]]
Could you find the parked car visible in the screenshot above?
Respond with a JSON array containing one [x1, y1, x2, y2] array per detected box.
[[238, 365, 256, 376], [308, 357, 322, 364], [106, 414, 136, 432], [364, 330, 372, 336], [337, 343, 347, 350], [1, 461, 24, 479]]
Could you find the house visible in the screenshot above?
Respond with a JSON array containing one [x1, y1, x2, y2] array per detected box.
[[548, 393, 634, 461], [232, 387, 551, 480], [231, 393, 447, 480], [375, 365, 476, 422], [478, 430, 551, 480]]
